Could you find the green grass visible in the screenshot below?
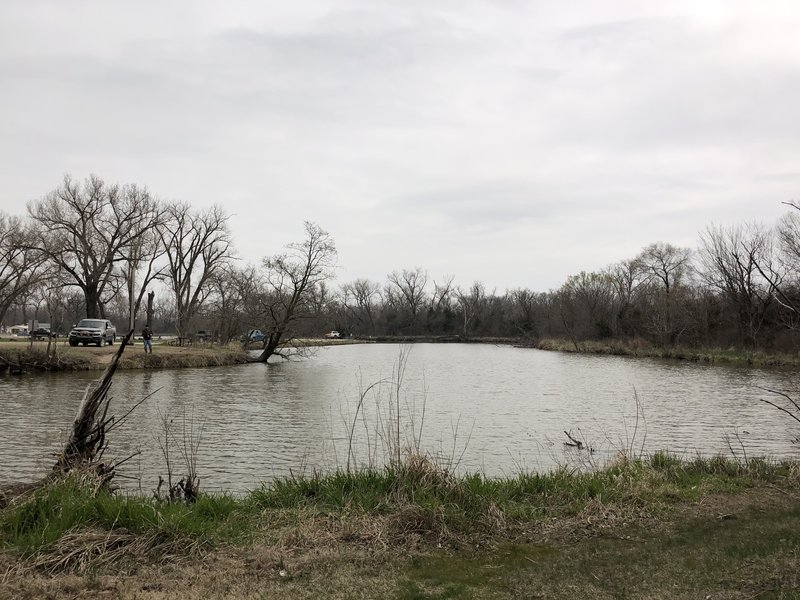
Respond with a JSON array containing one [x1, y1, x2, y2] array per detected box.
[[394, 503, 800, 599], [249, 453, 792, 522], [2, 456, 799, 598], [0, 478, 250, 557], [1, 455, 795, 559]]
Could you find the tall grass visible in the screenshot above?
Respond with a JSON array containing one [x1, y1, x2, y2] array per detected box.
[[341, 346, 441, 472], [248, 452, 795, 519], [0, 477, 246, 558], [1, 454, 795, 569]]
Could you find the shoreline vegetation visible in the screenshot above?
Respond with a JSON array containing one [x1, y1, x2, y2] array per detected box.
[[2, 338, 799, 597], [1, 454, 799, 598], [2, 334, 800, 374], [0, 337, 374, 374], [531, 337, 800, 368], [0, 340, 251, 373]]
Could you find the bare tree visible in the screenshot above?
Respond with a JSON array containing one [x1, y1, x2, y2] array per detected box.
[[426, 274, 456, 333], [340, 278, 381, 336], [561, 271, 615, 338], [757, 207, 800, 328], [638, 242, 692, 294], [308, 280, 333, 316], [698, 223, 778, 347], [160, 202, 233, 338], [38, 279, 69, 334], [636, 242, 692, 346], [430, 275, 455, 313], [256, 222, 337, 362], [118, 192, 168, 333], [508, 288, 542, 339], [608, 258, 646, 337], [386, 267, 428, 334], [0, 213, 48, 328], [456, 281, 488, 338], [208, 264, 260, 343], [28, 175, 159, 319]]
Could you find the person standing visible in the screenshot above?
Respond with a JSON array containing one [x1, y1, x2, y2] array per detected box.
[[142, 325, 153, 354]]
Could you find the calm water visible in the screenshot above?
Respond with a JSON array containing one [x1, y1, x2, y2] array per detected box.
[[1, 344, 798, 493]]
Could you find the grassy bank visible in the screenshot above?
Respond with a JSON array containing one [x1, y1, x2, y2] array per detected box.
[[2, 455, 799, 598], [0, 340, 250, 373], [535, 337, 800, 368]]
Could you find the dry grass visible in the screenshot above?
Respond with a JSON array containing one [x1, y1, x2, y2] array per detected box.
[[0, 340, 249, 372], [0, 546, 402, 600], [28, 528, 204, 575], [535, 337, 800, 367], [2, 456, 799, 598], [2, 485, 799, 599]]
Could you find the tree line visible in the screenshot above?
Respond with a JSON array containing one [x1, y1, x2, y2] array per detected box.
[[2, 174, 800, 356], [1, 176, 233, 339]]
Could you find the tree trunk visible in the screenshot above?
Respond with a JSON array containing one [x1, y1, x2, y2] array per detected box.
[[128, 265, 136, 333], [146, 291, 155, 328], [258, 331, 283, 363], [0, 301, 12, 332], [176, 312, 189, 340], [85, 286, 101, 319]]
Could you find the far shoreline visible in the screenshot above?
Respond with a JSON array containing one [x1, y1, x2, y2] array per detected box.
[[2, 334, 798, 375]]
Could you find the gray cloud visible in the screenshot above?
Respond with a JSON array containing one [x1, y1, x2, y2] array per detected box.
[[0, 0, 796, 290]]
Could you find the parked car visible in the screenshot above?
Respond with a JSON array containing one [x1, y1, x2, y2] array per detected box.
[[31, 323, 52, 340], [195, 330, 213, 342], [324, 331, 341, 339], [68, 319, 116, 347], [247, 329, 266, 342]]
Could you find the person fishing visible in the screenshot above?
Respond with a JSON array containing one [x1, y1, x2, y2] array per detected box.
[[142, 325, 153, 354]]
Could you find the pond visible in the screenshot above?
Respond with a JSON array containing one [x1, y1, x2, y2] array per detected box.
[[1, 344, 797, 493]]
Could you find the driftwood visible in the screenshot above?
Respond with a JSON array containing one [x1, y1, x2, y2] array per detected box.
[[53, 330, 135, 480], [563, 430, 594, 453], [563, 430, 583, 449]]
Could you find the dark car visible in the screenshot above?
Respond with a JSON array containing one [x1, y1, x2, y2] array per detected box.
[[68, 319, 116, 347], [31, 323, 52, 340]]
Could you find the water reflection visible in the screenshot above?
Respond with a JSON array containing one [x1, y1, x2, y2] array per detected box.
[[0, 344, 798, 492]]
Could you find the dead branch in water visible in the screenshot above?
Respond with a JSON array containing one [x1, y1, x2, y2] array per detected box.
[[0, 332, 139, 506], [563, 429, 594, 453], [757, 386, 800, 447], [52, 330, 136, 483], [756, 386, 800, 428], [563, 430, 583, 449], [0, 330, 161, 509]]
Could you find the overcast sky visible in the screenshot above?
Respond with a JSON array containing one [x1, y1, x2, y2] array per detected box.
[[1, 1, 798, 291]]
